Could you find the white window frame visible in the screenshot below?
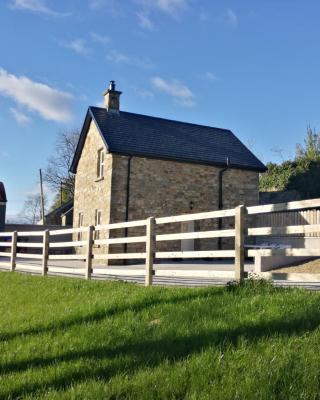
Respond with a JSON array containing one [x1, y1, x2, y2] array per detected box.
[[94, 209, 102, 239], [78, 212, 84, 241], [97, 148, 105, 179]]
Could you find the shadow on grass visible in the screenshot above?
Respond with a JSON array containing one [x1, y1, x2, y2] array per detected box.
[[2, 299, 320, 398], [0, 287, 221, 342]]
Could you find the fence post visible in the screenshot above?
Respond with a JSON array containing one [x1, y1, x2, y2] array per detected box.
[[235, 205, 246, 282], [85, 225, 94, 280], [145, 217, 155, 287], [42, 230, 49, 276], [10, 231, 17, 272]]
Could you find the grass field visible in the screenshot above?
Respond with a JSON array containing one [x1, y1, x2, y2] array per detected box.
[[1, 273, 320, 399]]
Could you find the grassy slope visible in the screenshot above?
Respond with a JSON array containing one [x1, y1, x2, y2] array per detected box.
[[0, 273, 320, 400]]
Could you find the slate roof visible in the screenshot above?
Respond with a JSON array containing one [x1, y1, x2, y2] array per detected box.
[[45, 199, 73, 219], [70, 107, 267, 173], [0, 182, 7, 203]]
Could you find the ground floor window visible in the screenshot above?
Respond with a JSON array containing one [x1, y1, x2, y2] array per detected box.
[[78, 212, 84, 240], [94, 210, 102, 239]]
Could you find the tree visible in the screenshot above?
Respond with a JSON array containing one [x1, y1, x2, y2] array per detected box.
[[44, 129, 80, 204], [259, 161, 295, 192], [260, 126, 320, 199], [295, 126, 320, 161], [19, 193, 48, 224], [49, 189, 72, 212]]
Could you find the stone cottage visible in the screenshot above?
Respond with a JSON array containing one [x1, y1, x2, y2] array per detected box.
[[70, 81, 266, 254]]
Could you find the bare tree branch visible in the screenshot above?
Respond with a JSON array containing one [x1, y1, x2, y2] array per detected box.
[[43, 129, 80, 200], [19, 194, 48, 224]]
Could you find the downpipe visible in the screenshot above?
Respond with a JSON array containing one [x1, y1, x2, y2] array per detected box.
[[218, 157, 230, 250]]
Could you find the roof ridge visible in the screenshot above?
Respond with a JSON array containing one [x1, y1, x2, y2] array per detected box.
[[88, 106, 232, 133]]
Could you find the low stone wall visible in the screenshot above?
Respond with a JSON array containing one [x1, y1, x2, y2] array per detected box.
[[254, 254, 311, 273], [253, 236, 318, 272]]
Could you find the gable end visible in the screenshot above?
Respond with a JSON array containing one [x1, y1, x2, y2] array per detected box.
[[70, 108, 109, 174]]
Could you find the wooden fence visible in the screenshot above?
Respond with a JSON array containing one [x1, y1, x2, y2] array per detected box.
[[253, 209, 320, 237], [1, 198, 320, 285]]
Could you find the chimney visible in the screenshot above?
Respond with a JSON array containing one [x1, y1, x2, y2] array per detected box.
[[0, 182, 7, 232], [103, 80, 122, 112]]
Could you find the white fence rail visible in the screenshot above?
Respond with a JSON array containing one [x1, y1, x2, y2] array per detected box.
[[252, 209, 320, 237], [1, 198, 320, 285]]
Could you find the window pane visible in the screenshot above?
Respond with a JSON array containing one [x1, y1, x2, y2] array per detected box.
[[97, 150, 101, 177], [97, 149, 104, 178], [98, 211, 102, 225]]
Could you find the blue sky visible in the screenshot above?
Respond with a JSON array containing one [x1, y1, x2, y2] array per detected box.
[[1, 0, 320, 219]]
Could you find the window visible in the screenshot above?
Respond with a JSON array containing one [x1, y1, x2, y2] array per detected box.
[[97, 148, 105, 179], [78, 212, 84, 241], [94, 210, 102, 239]]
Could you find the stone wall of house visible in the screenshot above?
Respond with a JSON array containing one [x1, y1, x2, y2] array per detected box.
[[220, 168, 259, 249], [73, 120, 112, 257], [108, 155, 259, 254]]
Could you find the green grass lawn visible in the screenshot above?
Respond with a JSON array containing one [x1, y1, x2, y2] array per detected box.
[[0, 273, 320, 400]]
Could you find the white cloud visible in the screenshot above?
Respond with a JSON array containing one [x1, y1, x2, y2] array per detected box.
[[156, 0, 187, 14], [10, 107, 31, 124], [89, 0, 107, 9], [90, 32, 111, 45], [0, 68, 73, 122], [61, 39, 89, 55], [89, 0, 118, 15], [9, 0, 68, 16], [107, 51, 130, 64], [225, 8, 238, 28], [106, 50, 154, 69], [136, 0, 188, 17], [204, 72, 217, 81], [151, 76, 195, 107], [136, 12, 154, 29]]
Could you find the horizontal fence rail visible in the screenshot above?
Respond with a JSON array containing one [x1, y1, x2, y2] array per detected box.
[[247, 198, 320, 215], [94, 236, 147, 245], [247, 248, 320, 257], [1, 197, 320, 284], [156, 229, 235, 241], [155, 208, 236, 224], [250, 210, 320, 238], [17, 231, 44, 237], [248, 224, 320, 237], [49, 227, 87, 236], [155, 250, 236, 258]]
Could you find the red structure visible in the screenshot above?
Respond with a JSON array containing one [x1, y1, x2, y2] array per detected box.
[[0, 182, 7, 231]]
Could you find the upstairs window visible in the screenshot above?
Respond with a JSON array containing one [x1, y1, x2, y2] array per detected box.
[[97, 148, 105, 179]]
